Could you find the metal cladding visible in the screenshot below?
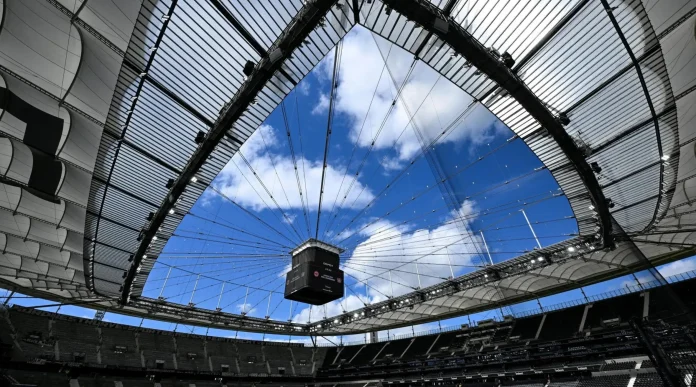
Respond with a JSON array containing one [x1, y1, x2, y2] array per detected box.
[[285, 239, 344, 305]]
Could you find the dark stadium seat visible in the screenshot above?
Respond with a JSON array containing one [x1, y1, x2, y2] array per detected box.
[[52, 319, 100, 364], [510, 315, 543, 340], [206, 339, 238, 373], [401, 335, 437, 359], [99, 327, 141, 368], [537, 306, 585, 341], [585, 293, 643, 330], [350, 342, 386, 365], [336, 344, 365, 364], [634, 372, 665, 387], [174, 335, 207, 371], [576, 375, 630, 387], [139, 332, 176, 369], [601, 361, 635, 371], [376, 338, 411, 360]]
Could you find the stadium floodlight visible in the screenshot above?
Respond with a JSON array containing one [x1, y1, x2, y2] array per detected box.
[[190, 176, 198, 183], [568, 246, 576, 252], [168, 209, 175, 215], [661, 154, 670, 161]]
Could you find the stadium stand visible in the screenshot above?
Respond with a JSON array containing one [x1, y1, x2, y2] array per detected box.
[[537, 306, 585, 341], [576, 375, 631, 387], [634, 372, 665, 387], [2, 277, 696, 386], [600, 361, 636, 371]]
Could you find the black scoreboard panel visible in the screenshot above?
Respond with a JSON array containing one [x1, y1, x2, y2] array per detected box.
[[284, 246, 344, 305]]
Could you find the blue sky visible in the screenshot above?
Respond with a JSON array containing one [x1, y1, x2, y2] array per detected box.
[[4, 25, 695, 344]]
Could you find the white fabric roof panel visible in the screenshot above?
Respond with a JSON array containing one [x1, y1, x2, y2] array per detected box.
[[63, 30, 123, 123], [0, 0, 82, 99]]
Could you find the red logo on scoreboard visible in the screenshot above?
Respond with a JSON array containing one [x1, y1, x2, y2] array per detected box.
[[337, 277, 342, 283], [314, 271, 319, 277]]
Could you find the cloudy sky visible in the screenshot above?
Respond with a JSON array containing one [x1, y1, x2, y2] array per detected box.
[[6, 25, 695, 343]]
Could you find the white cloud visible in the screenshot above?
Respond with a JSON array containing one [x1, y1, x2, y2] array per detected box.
[[214, 124, 375, 212], [291, 201, 483, 322], [282, 213, 297, 225], [237, 303, 256, 315], [312, 92, 330, 115], [297, 80, 310, 96], [657, 258, 696, 278], [620, 257, 696, 289], [317, 27, 504, 164], [342, 200, 482, 300]]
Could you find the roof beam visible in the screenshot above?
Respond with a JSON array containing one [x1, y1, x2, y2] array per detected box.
[[480, 0, 591, 102], [351, 0, 360, 23], [383, 0, 613, 247], [122, 59, 215, 128], [92, 175, 160, 208], [600, 0, 665, 233], [120, 0, 339, 304], [93, 0, 180, 298], [208, 0, 297, 86]]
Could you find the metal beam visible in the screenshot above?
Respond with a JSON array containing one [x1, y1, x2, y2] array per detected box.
[[382, 0, 613, 247], [208, 0, 297, 86], [601, 0, 665, 233], [591, 105, 675, 156], [122, 59, 215, 128], [95, 0, 180, 298], [480, 0, 591, 102], [119, 0, 338, 304], [92, 175, 160, 208], [564, 43, 662, 114]]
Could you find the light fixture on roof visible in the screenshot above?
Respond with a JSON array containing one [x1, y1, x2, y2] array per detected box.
[[590, 162, 602, 174], [195, 130, 205, 144], [558, 112, 570, 126], [190, 176, 198, 183], [567, 246, 576, 252], [243, 60, 255, 77], [501, 52, 515, 68], [661, 154, 670, 161], [152, 236, 158, 241], [143, 255, 148, 259], [588, 204, 595, 210], [168, 208, 175, 215], [166, 179, 175, 189], [538, 256, 545, 262]]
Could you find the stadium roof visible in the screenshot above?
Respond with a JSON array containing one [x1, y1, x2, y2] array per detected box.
[[0, 0, 694, 335]]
